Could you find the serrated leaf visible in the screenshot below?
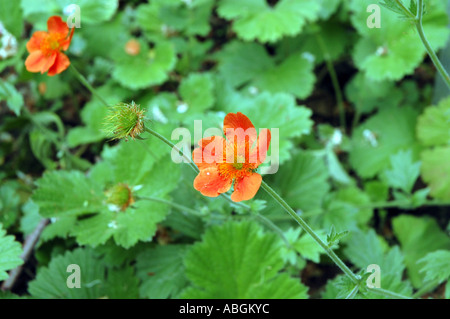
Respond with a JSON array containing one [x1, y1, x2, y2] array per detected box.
[[0, 224, 23, 281], [216, 41, 316, 99], [104, 267, 139, 299], [32, 170, 105, 217], [392, 215, 450, 288], [418, 250, 450, 283], [112, 41, 176, 90], [217, 0, 321, 43], [182, 221, 308, 298], [28, 248, 105, 298], [343, 229, 413, 298], [136, 245, 189, 299], [272, 151, 330, 211], [351, 0, 449, 81], [350, 106, 420, 178], [383, 149, 421, 194], [421, 146, 450, 200], [417, 96, 450, 147], [178, 72, 215, 115]]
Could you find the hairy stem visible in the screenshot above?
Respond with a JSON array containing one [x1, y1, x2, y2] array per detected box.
[[70, 65, 111, 107], [368, 287, 413, 299], [414, 0, 450, 90], [260, 180, 360, 284]]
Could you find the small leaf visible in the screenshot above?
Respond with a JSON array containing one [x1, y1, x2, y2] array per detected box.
[[0, 224, 23, 281]]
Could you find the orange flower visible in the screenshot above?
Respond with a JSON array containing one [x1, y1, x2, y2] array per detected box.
[[25, 16, 74, 76], [193, 112, 271, 202]]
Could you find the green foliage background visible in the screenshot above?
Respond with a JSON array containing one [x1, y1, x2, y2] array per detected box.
[[0, 0, 449, 299]]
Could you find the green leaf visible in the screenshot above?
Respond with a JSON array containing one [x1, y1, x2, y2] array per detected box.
[[32, 170, 105, 217], [0, 224, 23, 281], [217, 0, 321, 43], [216, 41, 315, 99], [345, 72, 401, 114], [326, 225, 349, 250], [272, 151, 330, 211], [418, 250, 450, 283], [112, 41, 176, 90], [421, 146, 450, 200], [104, 267, 139, 299], [343, 229, 413, 298], [294, 230, 326, 263], [383, 149, 421, 194], [392, 215, 450, 288], [20, 199, 43, 237], [136, 245, 189, 299], [350, 106, 420, 178], [417, 96, 450, 147], [0, 0, 23, 38], [182, 221, 308, 298], [56, 0, 119, 25], [351, 0, 449, 81], [0, 183, 20, 229], [28, 248, 105, 298], [178, 72, 215, 118], [0, 82, 24, 116]]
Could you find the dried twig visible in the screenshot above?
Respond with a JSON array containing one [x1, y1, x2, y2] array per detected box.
[[1, 218, 49, 291]]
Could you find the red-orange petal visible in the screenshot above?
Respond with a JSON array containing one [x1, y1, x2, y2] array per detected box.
[[26, 31, 48, 53], [249, 128, 271, 166], [47, 52, 70, 76], [61, 26, 75, 51], [47, 16, 69, 35], [223, 112, 257, 147], [230, 173, 262, 202], [25, 51, 56, 73], [193, 167, 232, 197]]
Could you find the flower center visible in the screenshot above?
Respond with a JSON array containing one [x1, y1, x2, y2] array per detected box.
[[40, 33, 64, 56]]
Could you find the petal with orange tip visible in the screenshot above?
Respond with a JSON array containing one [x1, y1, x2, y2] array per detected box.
[[47, 52, 70, 76], [193, 167, 232, 197], [231, 173, 262, 202]]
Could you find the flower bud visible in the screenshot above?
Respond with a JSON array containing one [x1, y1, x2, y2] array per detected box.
[[103, 101, 146, 141], [105, 183, 134, 212]]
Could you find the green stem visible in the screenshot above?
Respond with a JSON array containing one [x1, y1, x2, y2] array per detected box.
[[70, 65, 111, 107], [368, 287, 413, 299], [253, 213, 291, 248], [145, 127, 199, 174], [260, 180, 360, 284], [137, 196, 203, 216], [395, 0, 415, 19], [414, 0, 450, 90], [315, 32, 346, 129], [345, 285, 360, 299]]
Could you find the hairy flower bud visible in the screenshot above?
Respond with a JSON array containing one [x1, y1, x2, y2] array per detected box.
[[105, 183, 134, 212], [103, 101, 146, 141]]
